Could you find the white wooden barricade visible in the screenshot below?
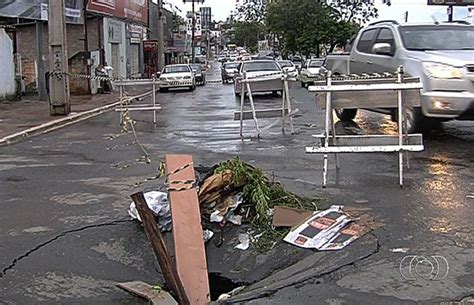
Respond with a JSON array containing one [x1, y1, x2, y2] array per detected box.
[[114, 76, 161, 125], [307, 66, 424, 188], [234, 72, 298, 138]]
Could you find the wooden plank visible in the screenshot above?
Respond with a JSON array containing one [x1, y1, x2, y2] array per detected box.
[[115, 107, 162, 111], [130, 192, 190, 305], [234, 108, 290, 120], [117, 281, 178, 305], [312, 77, 420, 86], [165, 155, 211, 305], [308, 82, 422, 92], [313, 134, 423, 146], [306, 144, 424, 153], [316, 89, 421, 109]]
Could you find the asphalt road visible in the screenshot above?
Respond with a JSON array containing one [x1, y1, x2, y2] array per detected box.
[[1, 62, 473, 304]]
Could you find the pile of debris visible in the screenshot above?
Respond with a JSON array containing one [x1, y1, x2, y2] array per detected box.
[[128, 157, 372, 252], [121, 155, 376, 304]]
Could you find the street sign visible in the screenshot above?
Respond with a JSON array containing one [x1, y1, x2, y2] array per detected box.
[[427, 0, 474, 5]]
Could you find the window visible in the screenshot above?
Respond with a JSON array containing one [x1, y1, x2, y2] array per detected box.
[[162, 65, 190, 74], [356, 29, 377, 53], [309, 60, 324, 68], [399, 26, 474, 51], [242, 61, 281, 72], [375, 28, 395, 54]]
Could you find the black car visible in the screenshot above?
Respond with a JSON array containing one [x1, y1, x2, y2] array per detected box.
[[221, 62, 240, 83], [190, 64, 206, 86]]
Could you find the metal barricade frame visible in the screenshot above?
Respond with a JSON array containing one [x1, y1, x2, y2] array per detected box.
[[306, 66, 424, 188]]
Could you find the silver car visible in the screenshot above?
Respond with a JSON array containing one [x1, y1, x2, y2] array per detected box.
[[324, 21, 474, 131], [233, 60, 284, 96]]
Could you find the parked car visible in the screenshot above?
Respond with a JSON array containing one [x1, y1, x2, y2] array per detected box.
[[278, 60, 298, 78], [291, 55, 303, 69], [190, 64, 206, 86], [233, 60, 284, 96], [221, 62, 240, 83], [194, 56, 208, 71], [324, 20, 474, 132], [159, 64, 195, 92], [299, 58, 326, 87]]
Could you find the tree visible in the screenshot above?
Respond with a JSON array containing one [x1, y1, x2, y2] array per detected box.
[[172, 13, 186, 33], [267, 0, 329, 56], [234, 21, 266, 52], [327, 0, 378, 25], [235, 0, 267, 24], [266, 0, 379, 56]]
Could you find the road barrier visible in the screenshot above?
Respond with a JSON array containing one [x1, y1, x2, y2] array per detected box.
[[234, 71, 298, 138], [306, 66, 424, 188]]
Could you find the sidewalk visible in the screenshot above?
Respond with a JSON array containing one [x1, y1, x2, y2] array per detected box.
[[0, 89, 148, 141]]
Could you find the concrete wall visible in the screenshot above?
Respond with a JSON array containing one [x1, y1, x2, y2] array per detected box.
[[15, 18, 101, 89], [0, 29, 15, 100], [103, 17, 126, 78]]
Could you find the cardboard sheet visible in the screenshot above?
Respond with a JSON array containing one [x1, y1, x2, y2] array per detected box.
[[283, 206, 363, 250], [272, 206, 315, 227]]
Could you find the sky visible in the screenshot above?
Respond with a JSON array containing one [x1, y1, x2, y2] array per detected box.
[[165, 0, 472, 23]]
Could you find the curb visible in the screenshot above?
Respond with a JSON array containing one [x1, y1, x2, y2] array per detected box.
[[0, 100, 124, 146]]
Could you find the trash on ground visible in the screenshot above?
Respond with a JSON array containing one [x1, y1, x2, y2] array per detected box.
[[284, 205, 367, 250], [390, 248, 410, 253], [235, 233, 250, 251], [196, 157, 321, 252], [203, 229, 214, 242], [128, 191, 172, 231], [272, 206, 315, 227]]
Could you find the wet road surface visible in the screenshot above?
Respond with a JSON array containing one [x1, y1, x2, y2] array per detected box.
[[1, 62, 473, 304]]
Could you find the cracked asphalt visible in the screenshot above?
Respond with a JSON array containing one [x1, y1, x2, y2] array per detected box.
[[1, 62, 473, 304]]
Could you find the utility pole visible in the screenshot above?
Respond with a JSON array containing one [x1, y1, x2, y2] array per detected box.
[[183, 0, 203, 64], [447, 5, 453, 22], [191, 0, 196, 64], [48, 0, 70, 115], [35, 20, 47, 101], [83, 0, 91, 94], [158, 0, 165, 71]]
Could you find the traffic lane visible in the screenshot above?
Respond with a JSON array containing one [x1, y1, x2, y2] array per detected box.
[[239, 88, 474, 303], [147, 76, 474, 302]]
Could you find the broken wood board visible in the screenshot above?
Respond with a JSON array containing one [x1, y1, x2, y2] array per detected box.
[[166, 154, 211, 305], [117, 281, 178, 305], [131, 192, 189, 305], [272, 206, 314, 227]]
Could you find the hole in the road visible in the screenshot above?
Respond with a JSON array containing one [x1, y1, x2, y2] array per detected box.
[[208, 272, 245, 301]]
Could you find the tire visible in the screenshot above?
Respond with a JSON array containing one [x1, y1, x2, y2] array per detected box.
[[191, 85, 196, 91], [391, 107, 441, 133], [300, 81, 306, 88], [160, 87, 168, 93], [272, 90, 279, 96], [335, 108, 358, 121]]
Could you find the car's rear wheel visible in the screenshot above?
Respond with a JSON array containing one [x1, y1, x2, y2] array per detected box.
[[160, 87, 168, 93], [335, 108, 357, 121]]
